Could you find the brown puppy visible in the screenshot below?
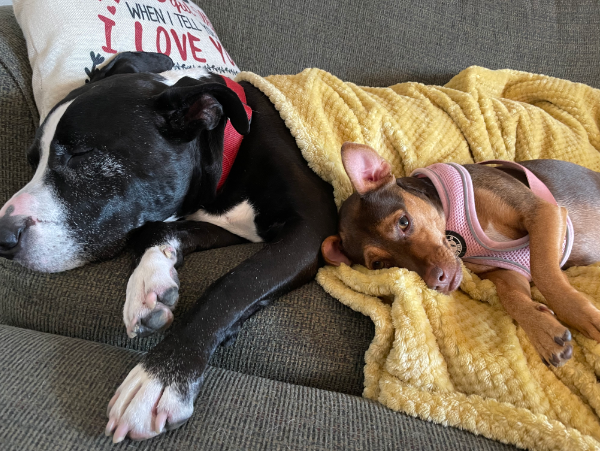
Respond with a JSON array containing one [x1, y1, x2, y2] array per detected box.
[[323, 142, 600, 367]]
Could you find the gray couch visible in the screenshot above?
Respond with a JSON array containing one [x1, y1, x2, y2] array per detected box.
[[1, 1, 599, 449]]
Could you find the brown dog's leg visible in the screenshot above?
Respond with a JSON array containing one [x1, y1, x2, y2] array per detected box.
[[483, 269, 573, 366], [524, 200, 600, 342]]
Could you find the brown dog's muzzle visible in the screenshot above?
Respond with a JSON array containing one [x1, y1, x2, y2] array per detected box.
[[423, 258, 462, 294]]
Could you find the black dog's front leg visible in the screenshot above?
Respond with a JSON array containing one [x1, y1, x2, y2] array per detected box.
[[123, 220, 247, 338], [106, 219, 326, 442]]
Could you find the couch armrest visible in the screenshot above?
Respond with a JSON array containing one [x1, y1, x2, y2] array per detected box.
[[0, 6, 37, 204]]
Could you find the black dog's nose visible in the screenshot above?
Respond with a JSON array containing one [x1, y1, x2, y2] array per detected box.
[[0, 215, 27, 256]]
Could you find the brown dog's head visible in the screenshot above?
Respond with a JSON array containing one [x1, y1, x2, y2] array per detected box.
[[322, 143, 462, 294]]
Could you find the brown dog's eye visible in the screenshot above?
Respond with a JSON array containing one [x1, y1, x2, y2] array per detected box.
[[399, 215, 410, 230], [372, 261, 383, 269]]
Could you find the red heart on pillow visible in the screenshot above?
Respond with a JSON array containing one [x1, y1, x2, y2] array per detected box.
[[114, 0, 121, 3], [107, 6, 116, 15]]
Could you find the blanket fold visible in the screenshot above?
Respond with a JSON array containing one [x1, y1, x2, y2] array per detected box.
[[237, 66, 600, 450]]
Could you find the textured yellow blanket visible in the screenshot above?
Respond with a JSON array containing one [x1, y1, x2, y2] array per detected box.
[[237, 67, 600, 450]]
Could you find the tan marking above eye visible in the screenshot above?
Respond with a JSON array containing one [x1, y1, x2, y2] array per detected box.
[[376, 210, 411, 240], [402, 192, 446, 232], [393, 190, 451, 262], [364, 245, 393, 270]]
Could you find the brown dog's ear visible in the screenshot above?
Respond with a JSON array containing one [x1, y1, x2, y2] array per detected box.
[[341, 142, 395, 195], [322, 235, 352, 266]]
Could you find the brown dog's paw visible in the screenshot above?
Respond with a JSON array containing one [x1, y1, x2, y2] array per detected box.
[[540, 330, 573, 367], [522, 304, 573, 367], [568, 303, 600, 343]]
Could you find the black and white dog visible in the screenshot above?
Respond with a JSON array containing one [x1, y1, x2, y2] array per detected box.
[[0, 52, 337, 442]]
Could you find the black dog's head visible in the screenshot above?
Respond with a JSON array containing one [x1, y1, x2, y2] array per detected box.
[[0, 52, 250, 272]]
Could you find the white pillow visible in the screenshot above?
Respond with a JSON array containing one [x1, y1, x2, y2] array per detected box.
[[13, 0, 240, 121]]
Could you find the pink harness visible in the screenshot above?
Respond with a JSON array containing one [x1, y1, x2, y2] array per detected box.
[[411, 161, 574, 281]]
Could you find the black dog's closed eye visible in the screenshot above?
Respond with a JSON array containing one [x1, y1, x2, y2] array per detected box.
[[66, 148, 95, 168], [52, 142, 95, 168]]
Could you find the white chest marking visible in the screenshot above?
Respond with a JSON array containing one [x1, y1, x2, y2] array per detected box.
[[187, 200, 263, 243]]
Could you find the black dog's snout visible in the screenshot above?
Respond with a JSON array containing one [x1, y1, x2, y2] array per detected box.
[[0, 215, 27, 256]]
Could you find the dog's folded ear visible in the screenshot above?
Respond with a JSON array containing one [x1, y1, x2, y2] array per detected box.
[[88, 52, 174, 83], [321, 235, 352, 267], [154, 83, 250, 140], [341, 142, 396, 195]]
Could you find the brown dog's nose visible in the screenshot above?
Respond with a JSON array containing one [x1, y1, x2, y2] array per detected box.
[[426, 266, 446, 290], [424, 264, 461, 294]]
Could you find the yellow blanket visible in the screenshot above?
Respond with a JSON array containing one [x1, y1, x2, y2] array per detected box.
[[237, 67, 600, 450]]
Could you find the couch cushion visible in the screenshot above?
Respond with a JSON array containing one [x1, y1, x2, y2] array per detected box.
[[200, 0, 600, 89], [0, 325, 517, 450], [0, 243, 374, 396], [0, 7, 36, 207]]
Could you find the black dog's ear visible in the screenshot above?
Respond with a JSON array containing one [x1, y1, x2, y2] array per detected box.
[[154, 82, 250, 139], [154, 82, 251, 204], [89, 52, 174, 83], [396, 176, 442, 209]]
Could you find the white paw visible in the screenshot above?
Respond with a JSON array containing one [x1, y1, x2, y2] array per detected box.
[[105, 364, 195, 442], [124, 243, 180, 338]]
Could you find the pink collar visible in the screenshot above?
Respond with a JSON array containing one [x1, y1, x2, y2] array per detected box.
[[217, 76, 252, 190]]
